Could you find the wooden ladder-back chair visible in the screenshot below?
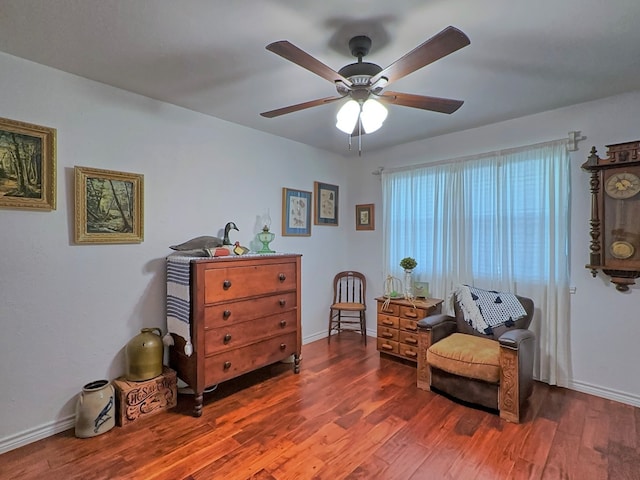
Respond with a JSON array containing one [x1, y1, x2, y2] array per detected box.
[[328, 271, 367, 344]]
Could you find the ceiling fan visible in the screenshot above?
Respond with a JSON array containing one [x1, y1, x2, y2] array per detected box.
[[260, 25, 470, 138]]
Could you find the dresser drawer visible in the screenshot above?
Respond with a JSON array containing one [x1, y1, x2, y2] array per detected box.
[[377, 326, 399, 342], [377, 338, 399, 355], [399, 305, 428, 320], [378, 314, 399, 329], [204, 292, 297, 329], [204, 261, 297, 303], [399, 318, 419, 333], [204, 310, 297, 355], [399, 345, 419, 360], [377, 301, 400, 316], [204, 332, 297, 385], [399, 331, 419, 347]]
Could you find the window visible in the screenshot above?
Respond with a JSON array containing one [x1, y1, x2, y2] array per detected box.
[[382, 141, 570, 291]]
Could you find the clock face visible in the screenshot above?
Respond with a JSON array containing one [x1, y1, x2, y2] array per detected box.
[[605, 172, 640, 199]]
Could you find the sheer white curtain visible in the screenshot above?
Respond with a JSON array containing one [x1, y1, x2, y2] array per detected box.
[[382, 141, 570, 385]]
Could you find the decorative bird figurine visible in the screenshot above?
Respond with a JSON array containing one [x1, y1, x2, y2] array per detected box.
[[169, 221, 239, 251], [170, 235, 222, 251], [222, 221, 239, 246], [233, 241, 250, 255]]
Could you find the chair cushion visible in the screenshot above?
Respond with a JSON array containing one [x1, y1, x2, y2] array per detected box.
[[427, 333, 500, 383]]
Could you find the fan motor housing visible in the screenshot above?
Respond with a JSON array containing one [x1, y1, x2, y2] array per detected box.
[[336, 62, 383, 95]]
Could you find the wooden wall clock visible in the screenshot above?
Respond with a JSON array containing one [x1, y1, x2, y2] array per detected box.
[[582, 140, 640, 291]]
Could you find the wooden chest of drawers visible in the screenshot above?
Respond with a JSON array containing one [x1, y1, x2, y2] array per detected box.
[[376, 297, 442, 362], [169, 254, 301, 417]]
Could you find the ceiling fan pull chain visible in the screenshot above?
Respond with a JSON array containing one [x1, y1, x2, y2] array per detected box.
[[358, 120, 362, 157]]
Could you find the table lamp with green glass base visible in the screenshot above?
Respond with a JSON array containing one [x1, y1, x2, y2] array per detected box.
[[257, 226, 275, 253]]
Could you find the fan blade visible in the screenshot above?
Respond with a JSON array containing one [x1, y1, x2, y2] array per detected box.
[[267, 41, 353, 88], [260, 96, 345, 118], [377, 91, 464, 114], [370, 26, 470, 86]]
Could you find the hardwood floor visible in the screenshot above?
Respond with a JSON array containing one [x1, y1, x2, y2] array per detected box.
[[2, 334, 640, 480]]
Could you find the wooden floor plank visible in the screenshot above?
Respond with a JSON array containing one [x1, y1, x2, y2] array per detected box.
[[2, 335, 640, 480]]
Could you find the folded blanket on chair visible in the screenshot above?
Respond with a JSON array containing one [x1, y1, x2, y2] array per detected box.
[[454, 285, 527, 336]]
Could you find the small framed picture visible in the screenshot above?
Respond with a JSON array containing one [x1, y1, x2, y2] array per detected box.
[[282, 187, 312, 236], [355, 203, 375, 231], [414, 281, 430, 299], [313, 181, 339, 226], [74, 166, 144, 244]]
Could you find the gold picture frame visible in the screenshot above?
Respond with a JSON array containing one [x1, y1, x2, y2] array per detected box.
[[74, 166, 144, 244], [355, 203, 375, 231], [0, 116, 56, 210]]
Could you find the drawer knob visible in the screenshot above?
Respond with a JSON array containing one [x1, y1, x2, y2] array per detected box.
[[223, 280, 232, 289], [278, 273, 286, 282], [223, 361, 231, 370], [405, 338, 418, 345], [406, 311, 418, 318], [223, 333, 232, 344], [382, 332, 393, 339], [382, 320, 394, 326], [279, 298, 286, 306], [381, 344, 393, 351], [223, 310, 231, 319], [279, 320, 287, 328], [280, 343, 286, 351], [405, 351, 418, 358], [406, 326, 418, 332]]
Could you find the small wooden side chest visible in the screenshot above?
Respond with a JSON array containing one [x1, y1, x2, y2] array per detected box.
[[113, 366, 177, 426], [376, 297, 443, 362]]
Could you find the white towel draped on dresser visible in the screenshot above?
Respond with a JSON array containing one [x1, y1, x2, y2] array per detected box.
[[165, 256, 194, 356]]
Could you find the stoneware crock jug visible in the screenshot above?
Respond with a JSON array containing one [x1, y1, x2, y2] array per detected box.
[[74, 379, 115, 438], [125, 327, 163, 381]]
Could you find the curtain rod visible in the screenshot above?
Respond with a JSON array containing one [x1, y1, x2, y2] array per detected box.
[[372, 131, 586, 176]]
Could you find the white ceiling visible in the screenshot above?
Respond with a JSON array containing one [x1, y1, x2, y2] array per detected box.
[[1, 0, 639, 156]]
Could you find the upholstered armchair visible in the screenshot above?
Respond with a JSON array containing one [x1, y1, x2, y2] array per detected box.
[[416, 286, 535, 423]]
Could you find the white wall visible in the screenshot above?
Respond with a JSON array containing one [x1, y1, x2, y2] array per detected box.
[[0, 52, 352, 452], [346, 90, 640, 407]]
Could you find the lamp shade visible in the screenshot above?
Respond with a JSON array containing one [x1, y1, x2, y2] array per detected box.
[[361, 98, 387, 134], [336, 100, 360, 134], [336, 98, 388, 135]]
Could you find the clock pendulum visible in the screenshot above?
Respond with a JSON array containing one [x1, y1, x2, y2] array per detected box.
[[605, 172, 639, 259]]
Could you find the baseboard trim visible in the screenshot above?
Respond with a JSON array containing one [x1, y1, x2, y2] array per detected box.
[[562, 379, 640, 408], [0, 414, 75, 454]]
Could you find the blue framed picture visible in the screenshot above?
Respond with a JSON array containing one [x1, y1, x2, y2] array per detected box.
[[282, 187, 312, 236], [314, 181, 339, 226]]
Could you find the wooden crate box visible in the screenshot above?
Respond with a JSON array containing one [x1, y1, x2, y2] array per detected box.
[[113, 366, 177, 426]]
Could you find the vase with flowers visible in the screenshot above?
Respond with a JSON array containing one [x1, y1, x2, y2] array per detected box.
[[399, 257, 417, 299]]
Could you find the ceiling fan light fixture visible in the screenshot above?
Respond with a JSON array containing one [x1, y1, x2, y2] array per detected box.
[[361, 98, 387, 134], [336, 99, 361, 134]]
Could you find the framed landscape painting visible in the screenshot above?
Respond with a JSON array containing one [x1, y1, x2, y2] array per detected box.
[[74, 166, 144, 244], [313, 181, 339, 226], [282, 187, 312, 236], [0, 116, 56, 210], [355, 203, 375, 231]]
